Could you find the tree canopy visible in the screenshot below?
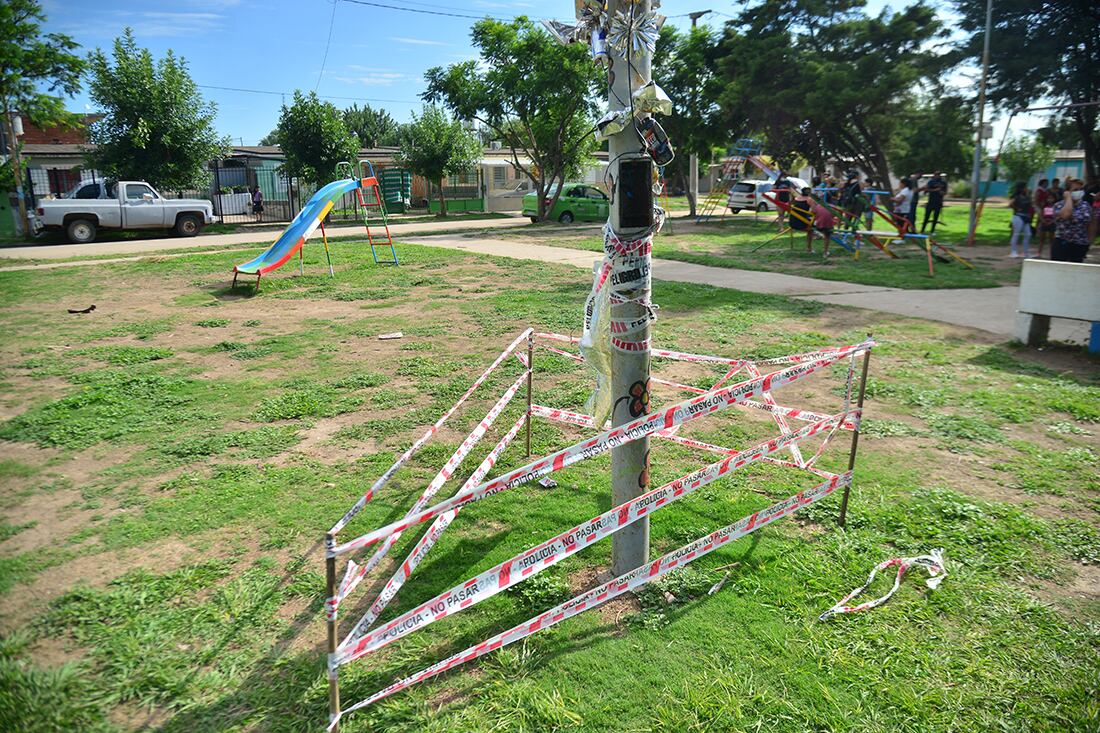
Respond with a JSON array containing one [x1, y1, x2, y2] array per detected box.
[[654, 25, 724, 215], [953, 0, 1100, 178], [0, 0, 84, 128], [86, 29, 228, 191], [343, 104, 402, 148], [273, 91, 360, 186], [423, 17, 602, 220], [888, 95, 974, 179], [998, 134, 1055, 186], [397, 105, 481, 216], [718, 0, 953, 187]]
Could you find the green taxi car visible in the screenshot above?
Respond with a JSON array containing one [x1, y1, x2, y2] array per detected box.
[[523, 183, 609, 223]]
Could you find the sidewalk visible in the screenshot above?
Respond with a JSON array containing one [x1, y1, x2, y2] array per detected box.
[[0, 216, 531, 261], [403, 234, 1085, 342]]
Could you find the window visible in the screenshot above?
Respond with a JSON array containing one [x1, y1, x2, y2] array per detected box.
[[493, 167, 506, 187], [586, 188, 607, 200], [125, 183, 155, 200], [567, 187, 584, 197], [731, 182, 755, 193], [75, 184, 101, 199]]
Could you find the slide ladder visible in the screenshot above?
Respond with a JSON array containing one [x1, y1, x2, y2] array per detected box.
[[347, 161, 398, 266]]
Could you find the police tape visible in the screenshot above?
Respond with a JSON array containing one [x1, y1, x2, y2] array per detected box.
[[329, 328, 533, 536], [819, 549, 947, 621], [328, 340, 870, 560], [343, 412, 529, 645], [532, 404, 839, 480], [332, 370, 529, 612], [744, 362, 804, 467], [330, 470, 852, 725], [333, 409, 855, 666]]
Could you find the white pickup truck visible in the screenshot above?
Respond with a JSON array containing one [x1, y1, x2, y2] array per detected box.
[[33, 180, 217, 243]]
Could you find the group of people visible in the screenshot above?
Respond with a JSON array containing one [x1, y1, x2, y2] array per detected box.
[[770, 170, 948, 257], [1008, 176, 1099, 263]]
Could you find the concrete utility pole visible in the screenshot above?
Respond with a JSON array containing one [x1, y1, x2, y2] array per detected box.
[[607, 0, 653, 576], [966, 0, 993, 246], [687, 10, 711, 217], [3, 110, 29, 237]]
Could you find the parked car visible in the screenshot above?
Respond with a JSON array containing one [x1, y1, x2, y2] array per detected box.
[[33, 180, 217, 243], [523, 183, 609, 223], [726, 177, 809, 213]]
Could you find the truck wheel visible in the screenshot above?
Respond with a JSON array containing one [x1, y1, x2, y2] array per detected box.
[[175, 214, 203, 237], [66, 219, 97, 244], [529, 216, 539, 223], [729, 207, 742, 214], [558, 211, 574, 224], [756, 202, 768, 213]]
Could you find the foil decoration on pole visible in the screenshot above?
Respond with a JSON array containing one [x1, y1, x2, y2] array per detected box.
[[632, 81, 672, 116], [608, 9, 664, 56]]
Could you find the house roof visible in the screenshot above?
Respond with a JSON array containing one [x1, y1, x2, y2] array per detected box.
[[22, 143, 90, 156]]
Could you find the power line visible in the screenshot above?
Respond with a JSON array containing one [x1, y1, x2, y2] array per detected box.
[[340, 0, 513, 21], [316, 0, 339, 92], [196, 84, 417, 105]]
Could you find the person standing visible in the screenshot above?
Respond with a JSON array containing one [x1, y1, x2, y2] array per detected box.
[[810, 195, 837, 258], [1051, 178, 1092, 262], [251, 186, 264, 221], [921, 171, 946, 233], [863, 177, 876, 230], [1008, 182, 1034, 258], [1050, 177, 1063, 201], [892, 177, 916, 232], [773, 173, 791, 228], [1033, 178, 1055, 256], [790, 187, 813, 247]]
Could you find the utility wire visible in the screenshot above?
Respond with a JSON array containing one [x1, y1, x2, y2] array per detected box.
[[315, 0, 340, 92], [340, 0, 513, 21]]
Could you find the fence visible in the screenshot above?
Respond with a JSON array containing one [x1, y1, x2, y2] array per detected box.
[[22, 161, 424, 227]]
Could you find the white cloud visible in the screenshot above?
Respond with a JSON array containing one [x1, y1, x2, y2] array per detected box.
[[59, 10, 226, 39], [334, 65, 415, 87], [389, 36, 447, 46]]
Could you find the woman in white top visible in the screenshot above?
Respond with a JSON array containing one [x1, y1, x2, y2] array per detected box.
[[892, 178, 916, 233]]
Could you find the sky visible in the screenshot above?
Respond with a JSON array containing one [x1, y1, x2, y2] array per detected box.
[[40, 0, 1047, 148]]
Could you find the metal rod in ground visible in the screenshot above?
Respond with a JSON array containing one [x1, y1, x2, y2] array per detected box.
[[526, 331, 533, 457], [608, 0, 652, 577], [320, 220, 334, 277], [325, 536, 341, 731], [838, 344, 872, 527]]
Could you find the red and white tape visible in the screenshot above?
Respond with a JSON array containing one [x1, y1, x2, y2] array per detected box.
[[819, 549, 946, 620], [329, 341, 869, 559], [334, 410, 855, 666], [332, 370, 528, 611], [329, 328, 532, 536], [330, 471, 852, 724], [343, 412, 529, 643]]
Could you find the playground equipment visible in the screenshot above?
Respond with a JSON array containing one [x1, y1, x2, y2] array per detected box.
[[232, 161, 396, 290], [320, 328, 874, 729], [695, 138, 765, 223]]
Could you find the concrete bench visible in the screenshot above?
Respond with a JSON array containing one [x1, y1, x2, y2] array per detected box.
[[1016, 260, 1100, 352]]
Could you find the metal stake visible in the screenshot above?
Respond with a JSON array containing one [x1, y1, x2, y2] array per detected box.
[[525, 331, 533, 457], [325, 535, 341, 731], [838, 344, 872, 527]]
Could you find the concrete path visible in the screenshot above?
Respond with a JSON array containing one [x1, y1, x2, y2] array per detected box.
[[0, 216, 531, 261], [404, 234, 1086, 342]]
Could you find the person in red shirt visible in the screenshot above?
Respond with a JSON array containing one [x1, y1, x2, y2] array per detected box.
[[809, 196, 837, 258]]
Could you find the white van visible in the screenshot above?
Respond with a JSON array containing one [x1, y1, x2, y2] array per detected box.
[[727, 178, 809, 213]]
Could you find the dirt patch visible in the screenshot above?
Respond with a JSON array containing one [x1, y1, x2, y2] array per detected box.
[[568, 565, 640, 634], [108, 701, 171, 732], [0, 537, 197, 633]]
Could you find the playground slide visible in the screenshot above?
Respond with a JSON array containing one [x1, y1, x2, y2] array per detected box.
[[234, 178, 362, 277]]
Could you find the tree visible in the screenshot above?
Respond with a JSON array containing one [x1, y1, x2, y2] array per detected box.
[[718, 0, 953, 188], [0, 0, 85, 233], [259, 129, 279, 146], [889, 95, 974, 180], [998, 134, 1055, 185], [654, 25, 724, 216], [953, 0, 1100, 179], [423, 18, 602, 221], [274, 91, 359, 186], [397, 106, 480, 216], [343, 104, 401, 148], [87, 29, 227, 191]]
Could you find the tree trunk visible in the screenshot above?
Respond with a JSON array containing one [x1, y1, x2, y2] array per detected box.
[[678, 167, 695, 217], [437, 180, 447, 217], [3, 107, 29, 238]]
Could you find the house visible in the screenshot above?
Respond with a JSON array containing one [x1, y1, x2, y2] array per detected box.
[[980, 149, 1087, 197], [2, 114, 104, 198]]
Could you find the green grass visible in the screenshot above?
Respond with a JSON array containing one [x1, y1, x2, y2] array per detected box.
[[0, 238, 1096, 732], [508, 204, 1022, 290]]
